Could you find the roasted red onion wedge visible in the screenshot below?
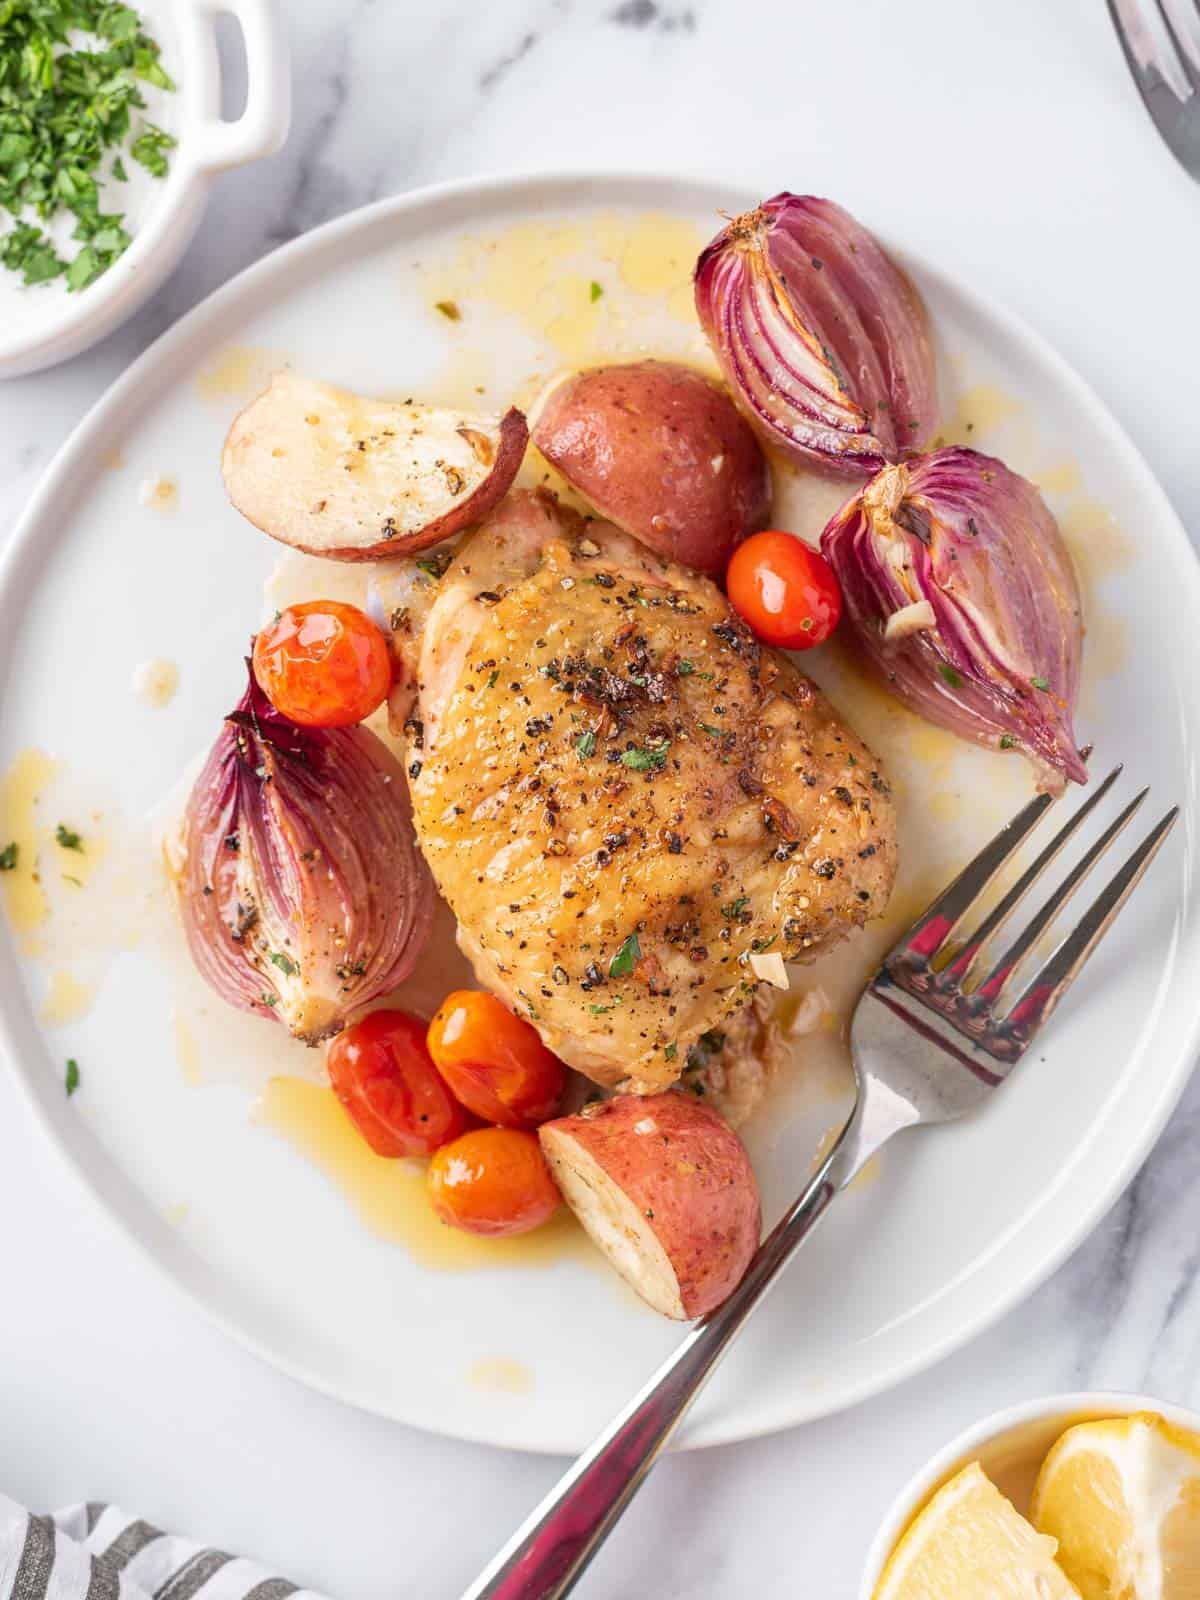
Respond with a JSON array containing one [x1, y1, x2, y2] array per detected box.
[[176, 672, 434, 1042], [821, 447, 1086, 790], [694, 193, 937, 477], [222, 372, 528, 561]]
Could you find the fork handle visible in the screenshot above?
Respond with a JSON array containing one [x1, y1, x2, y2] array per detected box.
[[459, 1093, 899, 1600]]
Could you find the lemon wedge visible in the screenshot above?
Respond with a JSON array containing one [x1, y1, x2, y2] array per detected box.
[[1031, 1412, 1200, 1599], [873, 1460, 1081, 1599]]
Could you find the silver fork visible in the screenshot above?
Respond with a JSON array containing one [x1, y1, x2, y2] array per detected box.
[[461, 768, 1178, 1600], [1109, 0, 1200, 178]]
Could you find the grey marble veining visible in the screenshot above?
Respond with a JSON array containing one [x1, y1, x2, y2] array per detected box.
[[2, 2, 1200, 1596]]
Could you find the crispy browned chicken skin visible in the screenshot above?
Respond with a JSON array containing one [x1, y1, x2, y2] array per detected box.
[[409, 491, 897, 1091]]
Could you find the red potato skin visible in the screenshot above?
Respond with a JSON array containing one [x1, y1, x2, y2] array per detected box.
[[224, 405, 529, 562], [540, 1092, 761, 1317], [532, 361, 770, 576]]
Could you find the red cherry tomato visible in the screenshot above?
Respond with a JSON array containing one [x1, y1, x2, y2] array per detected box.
[[428, 1128, 561, 1237], [253, 600, 392, 727], [327, 1009, 473, 1158], [726, 530, 842, 650], [427, 990, 566, 1129]]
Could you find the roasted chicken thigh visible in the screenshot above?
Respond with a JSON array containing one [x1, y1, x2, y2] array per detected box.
[[408, 490, 897, 1091]]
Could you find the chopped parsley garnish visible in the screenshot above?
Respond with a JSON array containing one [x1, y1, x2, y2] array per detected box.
[[937, 664, 963, 690], [999, 735, 1015, 750], [0, 841, 17, 870], [608, 932, 641, 978], [130, 121, 173, 177], [416, 551, 452, 582], [65, 1058, 80, 1097], [663, 1041, 678, 1060], [589, 280, 603, 302], [698, 722, 723, 738], [55, 824, 82, 851], [575, 730, 596, 758], [0, 1, 176, 291], [1031, 675, 1050, 691], [268, 950, 297, 977], [722, 895, 750, 922], [486, 670, 499, 688], [620, 739, 669, 772], [675, 659, 696, 676]]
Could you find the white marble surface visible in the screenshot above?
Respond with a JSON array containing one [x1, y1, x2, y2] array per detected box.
[[2, 1, 1200, 1595]]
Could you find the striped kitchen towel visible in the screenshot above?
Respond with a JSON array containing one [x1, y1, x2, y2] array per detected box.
[[0, 1498, 328, 1600]]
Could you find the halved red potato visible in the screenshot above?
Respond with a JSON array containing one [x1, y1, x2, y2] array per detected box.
[[530, 359, 770, 575], [538, 1091, 761, 1319], [222, 372, 528, 561]]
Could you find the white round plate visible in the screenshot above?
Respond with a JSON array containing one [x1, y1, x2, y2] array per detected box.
[[1, 173, 1197, 1455]]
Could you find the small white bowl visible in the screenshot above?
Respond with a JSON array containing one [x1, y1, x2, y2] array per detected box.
[[859, 1390, 1200, 1597], [0, 0, 290, 378]]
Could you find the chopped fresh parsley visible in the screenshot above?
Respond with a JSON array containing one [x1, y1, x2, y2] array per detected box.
[[55, 823, 82, 851], [0, 841, 17, 870], [937, 663, 963, 690], [589, 280, 603, 302], [574, 730, 596, 759], [486, 669, 499, 688], [0, 1, 176, 291], [999, 735, 1015, 750], [416, 551, 452, 582], [130, 121, 174, 177], [620, 739, 669, 772], [1031, 675, 1050, 691], [268, 950, 297, 977], [608, 932, 641, 978], [65, 1058, 80, 1097], [675, 659, 696, 676], [722, 895, 751, 922], [663, 1041, 678, 1060]]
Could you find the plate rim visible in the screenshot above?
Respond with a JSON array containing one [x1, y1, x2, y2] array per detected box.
[[1, 166, 1198, 1455]]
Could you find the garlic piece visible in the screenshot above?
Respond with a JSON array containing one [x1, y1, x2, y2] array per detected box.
[[749, 950, 789, 989]]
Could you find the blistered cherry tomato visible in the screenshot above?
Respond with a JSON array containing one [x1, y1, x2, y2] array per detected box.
[[253, 600, 392, 727], [428, 1128, 561, 1237], [327, 1009, 473, 1158], [427, 990, 566, 1129], [726, 530, 842, 650]]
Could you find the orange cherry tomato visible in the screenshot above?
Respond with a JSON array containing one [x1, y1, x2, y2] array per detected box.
[[726, 529, 842, 650], [428, 1128, 561, 1237], [327, 1009, 473, 1158], [252, 600, 392, 728], [427, 990, 566, 1129]]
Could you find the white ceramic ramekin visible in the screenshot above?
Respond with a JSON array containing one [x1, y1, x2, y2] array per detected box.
[[0, 0, 290, 378], [859, 1390, 1200, 1597]]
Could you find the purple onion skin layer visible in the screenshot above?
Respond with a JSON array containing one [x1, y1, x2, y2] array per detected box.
[[821, 447, 1087, 791], [694, 194, 939, 478], [177, 671, 434, 1043]]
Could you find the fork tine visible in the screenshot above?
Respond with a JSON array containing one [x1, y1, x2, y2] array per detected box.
[[1002, 807, 1180, 1042], [1109, 0, 1195, 102], [942, 765, 1123, 988], [1157, 0, 1200, 86], [888, 790, 1056, 968], [970, 786, 1148, 1009]]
